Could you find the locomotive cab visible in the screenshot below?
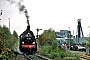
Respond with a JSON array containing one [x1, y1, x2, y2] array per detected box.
[[19, 26, 37, 54]]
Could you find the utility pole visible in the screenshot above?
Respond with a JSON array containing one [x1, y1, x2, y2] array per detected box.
[[36, 28, 42, 38], [68, 27, 70, 50], [8, 18, 10, 30], [88, 26, 90, 36], [0, 10, 3, 20], [0, 10, 3, 16]]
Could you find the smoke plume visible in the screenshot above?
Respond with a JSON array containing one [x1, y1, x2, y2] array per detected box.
[[7, 0, 30, 26], [24, 9, 29, 25]]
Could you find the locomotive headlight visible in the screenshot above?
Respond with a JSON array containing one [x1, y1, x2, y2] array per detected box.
[[28, 32, 30, 34], [22, 42, 24, 44], [32, 42, 35, 44]]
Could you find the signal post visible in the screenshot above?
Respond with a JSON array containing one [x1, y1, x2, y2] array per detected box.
[[36, 28, 42, 38]]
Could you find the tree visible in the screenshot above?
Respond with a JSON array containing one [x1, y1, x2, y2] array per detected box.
[[37, 28, 57, 47], [13, 30, 18, 39], [0, 36, 3, 53], [0, 25, 18, 50], [0, 25, 19, 59]]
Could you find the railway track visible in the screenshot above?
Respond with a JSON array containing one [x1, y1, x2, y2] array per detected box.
[[12, 53, 52, 60]]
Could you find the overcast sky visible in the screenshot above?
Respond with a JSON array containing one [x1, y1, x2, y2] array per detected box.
[[0, 0, 90, 37]]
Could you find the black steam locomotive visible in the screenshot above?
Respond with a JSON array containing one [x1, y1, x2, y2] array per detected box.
[[19, 26, 37, 54]]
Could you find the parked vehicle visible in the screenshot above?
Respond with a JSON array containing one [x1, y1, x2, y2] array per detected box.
[[70, 44, 86, 51]]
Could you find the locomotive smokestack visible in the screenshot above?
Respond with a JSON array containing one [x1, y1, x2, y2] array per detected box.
[[27, 25, 30, 30]]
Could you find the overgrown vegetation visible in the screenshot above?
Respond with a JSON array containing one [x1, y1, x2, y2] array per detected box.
[[37, 28, 80, 60], [86, 37, 90, 47], [86, 37, 90, 52], [0, 25, 18, 60]]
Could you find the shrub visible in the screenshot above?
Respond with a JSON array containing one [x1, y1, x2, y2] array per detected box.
[[64, 51, 80, 60], [39, 45, 52, 56], [52, 40, 58, 49], [49, 51, 65, 59], [39, 45, 80, 59], [0, 48, 15, 60]]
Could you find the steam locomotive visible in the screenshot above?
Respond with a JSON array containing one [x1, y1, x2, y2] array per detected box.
[[19, 26, 37, 54]]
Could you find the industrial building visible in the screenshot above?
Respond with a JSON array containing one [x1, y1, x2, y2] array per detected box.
[[56, 19, 88, 45]]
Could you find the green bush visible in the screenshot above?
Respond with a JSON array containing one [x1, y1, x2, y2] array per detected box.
[[39, 45, 66, 59], [49, 51, 56, 58], [0, 48, 15, 60], [54, 57, 65, 60], [64, 51, 80, 60], [52, 40, 58, 49], [39, 45, 80, 59], [39, 45, 52, 56], [49, 51, 65, 59]]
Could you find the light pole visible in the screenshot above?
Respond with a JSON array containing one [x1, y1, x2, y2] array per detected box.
[[8, 18, 10, 30], [88, 26, 90, 37], [0, 10, 3, 20], [68, 27, 70, 50], [0, 10, 3, 16]]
